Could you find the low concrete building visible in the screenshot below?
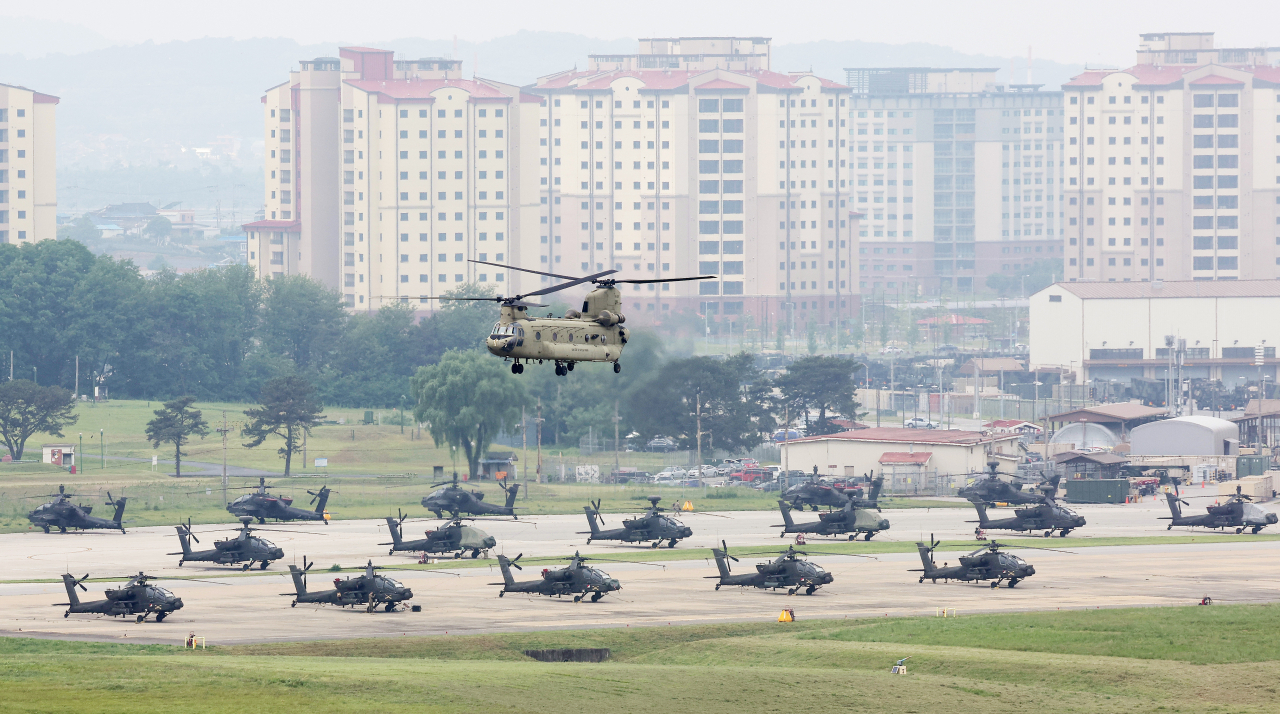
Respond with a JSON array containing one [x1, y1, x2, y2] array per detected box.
[[781, 427, 1022, 481], [1129, 416, 1239, 457]]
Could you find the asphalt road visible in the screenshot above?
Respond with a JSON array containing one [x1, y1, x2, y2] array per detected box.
[[2, 494, 1276, 646]]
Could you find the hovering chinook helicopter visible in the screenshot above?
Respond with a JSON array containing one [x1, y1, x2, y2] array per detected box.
[[707, 542, 868, 595], [957, 461, 1056, 506], [774, 498, 891, 541], [224, 478, 331, 524], [912, 535, 1070, 588], [26, 485, 128, 534], [783, 475, 884, 512], [56, 572, 208, 622], [169, 517, 292, 570], [382, 510, 497, 558], [418, 260, 714, 376], [494, 551, 659, 602], [422, 473, 520, 519], [581, 497, 695, 548], [283, 557, 415, 612], [1161, 483, 1279, 534], [969, 498, 1086, 538]]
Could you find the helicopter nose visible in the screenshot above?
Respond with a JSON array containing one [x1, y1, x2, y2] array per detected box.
[[173, 598, 185, 610], [403, 589, 414, 599], [272, 549, 284, 559], [878, 520, 891, 529], [1267, 514, 1279, 524], [681, 528, 693, 537], [1024, 565, 1036, 576], [607, 579, 620, 590]]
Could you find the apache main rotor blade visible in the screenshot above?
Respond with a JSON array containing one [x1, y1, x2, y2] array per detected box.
[[610, 275, 718, 285]]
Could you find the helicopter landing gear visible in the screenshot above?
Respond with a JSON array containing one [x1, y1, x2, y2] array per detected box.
[[848, 534, 857, 541], [805, 586, 816, 595], [554, 362, 567, 376], [918, 577, 924, 584], [1252, 526, 1263, 534], [590, 592, 602, 602], [1168, 524, 1173, 530], [384, 602, 395, 612], [389, 549, 395, 556], [573, 595, 583, 603], [42, 526, 50, 534], [257, 517, 266, 525], [1059, 529, 1071, 537], [613, 362, 621, 374], [787, 588, 797, 596], [178, 560, 184, 567], [864, 532, 875, 541], [566, 362, 574, 372], [511, 362, 524, 375], [715, 584, 722, 590], [1043, 530, 1053, 538], [667, 539, 677, 548], [1236, 527, 1244, 534], [156, 613, 167, 622], [990, 581, 999, 589], [1008, 579, 1019, 588], [136, 614, 146, 623], [59, 526, 67, 533], [471, 549, 481, 559], [291, 601, 297, 607], [260, 560, 269, 570], [498, 591, 505, 598], [241, 563, 251, 571]]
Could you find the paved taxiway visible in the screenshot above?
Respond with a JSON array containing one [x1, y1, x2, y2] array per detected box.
[[2, 493, 1276, 645]]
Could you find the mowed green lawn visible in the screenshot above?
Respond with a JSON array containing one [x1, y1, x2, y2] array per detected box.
[[0, 399, 964, 532], [4, 605, 1279, 713]]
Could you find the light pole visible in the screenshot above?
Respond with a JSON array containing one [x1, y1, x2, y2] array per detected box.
[[78, 433, 82, 474], [99, 428, 104, 469]]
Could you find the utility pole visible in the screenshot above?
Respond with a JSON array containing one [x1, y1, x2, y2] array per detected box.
[[782, 404, 790, 484], [694, 393, 703, 479], [216, 411, 230, 506], [74, 356, 78, 400], [612, 399, 621, 477], [99, 428, 104, 469]]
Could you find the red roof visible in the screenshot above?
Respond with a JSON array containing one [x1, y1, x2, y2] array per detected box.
[[345, 78, 510, 102], [879, 451, 933, 464], [984, 420, 1043, 431], [783, 427, 1017, 446], [917, 315, 991, 325], [695, 78, 750, 90], [1189, 74, 1245, 85], [242, 220, 300, 230]]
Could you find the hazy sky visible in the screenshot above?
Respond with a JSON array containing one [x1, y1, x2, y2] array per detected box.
[[9, 0, 1278, 66]]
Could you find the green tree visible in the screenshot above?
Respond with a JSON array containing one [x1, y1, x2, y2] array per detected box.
[[258, 275, 346, 373], [325, 303, 419, 407], [625, 353, 772, 454], [415, 283, 499, 363], [145, 395, 209, 478], [144, 216, 173, 242], [411, 350, 526, 479], [242, 376, 324, 476], [774, 321, 785, 352], [807, 320, 819, 355], [55, 215, 102, 243], [774, 356, 863, 436], [0, 380, 78, 461]]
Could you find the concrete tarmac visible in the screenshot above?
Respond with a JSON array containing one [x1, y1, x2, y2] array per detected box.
[[2, 493, 1276, 646]]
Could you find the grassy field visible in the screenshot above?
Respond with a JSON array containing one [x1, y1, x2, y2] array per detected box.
[[0, 397, 963, 531], [3, 605, 1278, 713]]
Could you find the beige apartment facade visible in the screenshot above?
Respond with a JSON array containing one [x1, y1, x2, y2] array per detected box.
[[0, 83, 57, 244], [846, 69, 1065, 296], [529, 37, 859, 330], [246, 48, 541, 308], [1062, 32, 1280, 282]]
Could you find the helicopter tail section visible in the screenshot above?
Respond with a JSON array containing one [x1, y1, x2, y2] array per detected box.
[[503, 483, 520, 510], [777, 500, 796, 528], [496, 555, 517, 588], [867, 475, 884, 503], [583, 506, 602, 536], [110, 497, 128, 527], [710, 549, 733, 580], [175, 527, 193, 556], [61, 574, 81, 607], [384, 517, 403, 546], [287, 565, 308, 596], [914, 543, 937, 575], [971, 500, 991, 527], [313, 487, 331, 515]]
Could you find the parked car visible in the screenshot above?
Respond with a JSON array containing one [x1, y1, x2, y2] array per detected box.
[[880, 346, 904, 355], [904, 417, 939, 429], [771, 429, 802, 442], [753, 480, 781, 492], [646, 436, 678, 453], [653, 466, 687, 482]]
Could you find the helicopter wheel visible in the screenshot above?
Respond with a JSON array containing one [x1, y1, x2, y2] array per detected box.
[[260, 561, 269, 570], [242, 563, 251, 571], [715, 584, 721, 590], [613, 362, 621, 374], [1043, 531, 1052, 538], [573, 595, 582, 603], [667, 540, 677, 548], [1059, 530, 1071, 538], [591, 592, 602, 602], [651, 541, 659, 549], [385, 603, 395, 612], [865, 532, 874, 541], [566, 362, 574, 372], [42, 526, 50, 534], [990, 581, 999, 589], [291, 601, 297, 608], [805, 586, 816, 595], [511, 363, 519, 374], [1236, 527, 1244, 534], [136, 615, 146, 623], [471, 550, 480, 559], [498, 591, 505, 598], [918, 577, 924, 584], [389, 549, 395, 556], [178, 560, 184, 567], [1167, 524, 1172, 531], [156, 613, 167, 622], [848, 534, 856, 541], [64, 611, 70, 618], [787, 588, 796, 596], [1253, 526, 1263, 534], [1008, 579, 1019, 588]]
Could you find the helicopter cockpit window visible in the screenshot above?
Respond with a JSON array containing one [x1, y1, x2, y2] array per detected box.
[[152, 586, 175, 598], [258, 538, 278, 548], [232, 495, 251, 504], [1244, 503, 1267, 520], [384, 578, 404, 588]]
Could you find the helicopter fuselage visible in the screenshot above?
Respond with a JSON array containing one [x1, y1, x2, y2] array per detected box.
[[485, 287, 630, 367]]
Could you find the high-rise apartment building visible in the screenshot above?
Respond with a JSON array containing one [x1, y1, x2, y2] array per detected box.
[[245, 47, 541, 307], [846, 68, 1064, 296], [0, 83, 58, 244], [1062, 32, 1280, 282], [528, 37, 857, 329]]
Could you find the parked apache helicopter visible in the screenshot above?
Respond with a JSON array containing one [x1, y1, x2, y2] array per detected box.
[[581, 497, 695, 548], [223, 478, 331, 524], [56, 571, 221, 622], [774, 498, 891, 541], [1161, 483, 1279, 534], [283, 557, 416, 612], [169, 517, 305, 570], [382, 510, 498, 558], [422, 473, 521, 519], [782, 475, 853, 511], [707, 542, 872, 595], [957, 461, 1055, 506], [912, 535, 1071, 588], [494, 551, 661, 602], [26, 485, 128, 533], [969, 496, 1086, 537], [411, 260, 714, 375]]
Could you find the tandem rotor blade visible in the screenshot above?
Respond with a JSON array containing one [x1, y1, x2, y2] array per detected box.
[[518, 269, 619, 298], [468, 260, 582, 282], [609, 275, 718, 285]]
